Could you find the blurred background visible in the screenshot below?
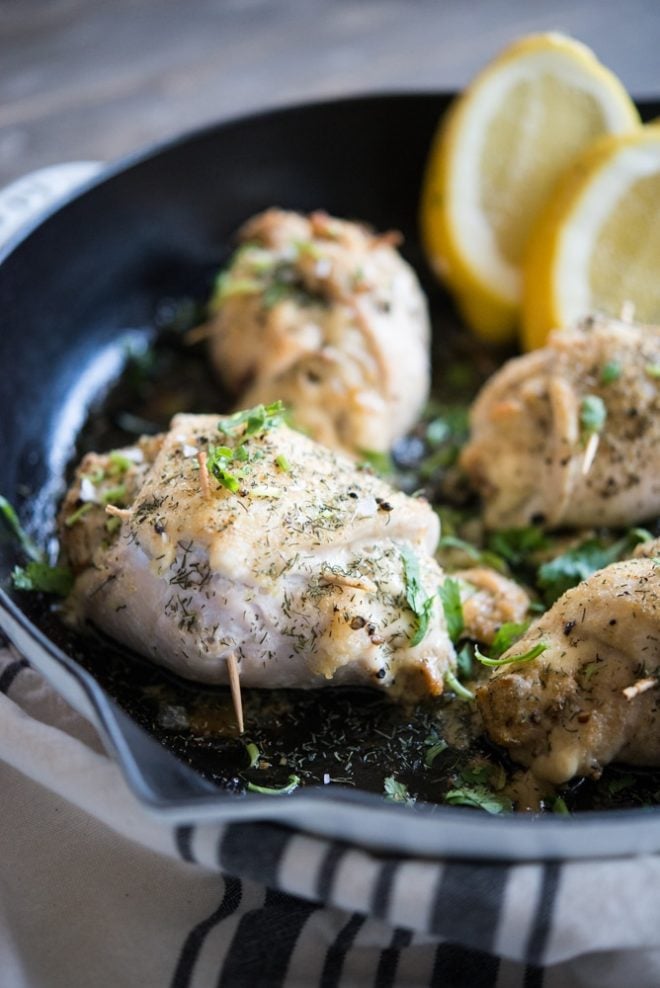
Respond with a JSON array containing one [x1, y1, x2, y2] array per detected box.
[[2, 0, 660, 187]]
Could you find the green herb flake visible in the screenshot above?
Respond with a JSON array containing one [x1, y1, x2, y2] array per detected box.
[[552, 796, 570, 815], [486, 526, 547, 567], [245, 742, 261, 769], [217, 401, 285, 442], [600, 361, 622, 385], [444, 784, 512, 815], [400, 545, 436, 646], [537, 529, 648, 604], [579, 394, 607, 436], [444, 668, 474, 702], [438, 577, 464, 644], [606, 773, 636, 796], [384, 776, 415, 805], [100, 484, 127, 506], [645, 363, 660, 379], [358, 449, 393, 476], [211, 271, 262, 308], [475, 641, 547, 668], [108, 451, 133, 475], [274, 454, 290, 473], [246, 774, 300, 796], [12, 562, 73, 596], [489, 621, 530, 659], [0, 495, 41, 561], [64, 502, 94, 528], [424, 738, 449, 767]]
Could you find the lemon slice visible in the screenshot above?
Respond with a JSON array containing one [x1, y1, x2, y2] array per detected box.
[[420, 33, 639, 344], [522, 125, 660, 349]]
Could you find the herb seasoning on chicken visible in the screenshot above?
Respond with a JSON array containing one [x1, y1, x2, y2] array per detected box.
[[59, 404, 456, 699], [477, 539, 660, 784], [461, 316, 660, 529], [205, 209, 431, 457]]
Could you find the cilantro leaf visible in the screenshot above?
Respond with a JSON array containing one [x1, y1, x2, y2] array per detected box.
[[579, 394, 607, 436], [443, 668, 474, 702], [489, 621, 530, 659], [246, 774, 299, 795], [424, 738, 448, 767], [384, 776, 415, 805], [486, 526, 547, 567], [438, 577, 464, 643], [401, 545, 436, 646], [0, 495, 41, 561], [536, 529, 649, 604], [12, 562, 73, 596], [475, 641, 547, 668], [600, 361, 622, 385], [444, 784, 512, 814]]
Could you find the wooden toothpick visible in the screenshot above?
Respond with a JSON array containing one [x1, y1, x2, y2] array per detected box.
[[581, 432, 600, 476], [105, 504, 132, 520], [623, 677, 657, 701], [227, 654, 244, 734]]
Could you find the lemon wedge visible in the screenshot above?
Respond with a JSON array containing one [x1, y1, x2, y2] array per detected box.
[[420, 33, 639, 344], [522, 124, 660, 349]]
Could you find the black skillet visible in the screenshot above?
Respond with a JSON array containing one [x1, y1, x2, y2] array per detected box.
[[1, 92, 659, 861]]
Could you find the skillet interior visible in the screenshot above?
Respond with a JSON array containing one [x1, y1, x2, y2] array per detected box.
[[2, 92, 660, 860]]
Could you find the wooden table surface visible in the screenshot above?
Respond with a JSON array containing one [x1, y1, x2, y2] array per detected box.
[[2, 0, 660, 188]]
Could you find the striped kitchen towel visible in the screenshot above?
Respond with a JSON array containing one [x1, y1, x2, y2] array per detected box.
[[2, 639, 660, 988]]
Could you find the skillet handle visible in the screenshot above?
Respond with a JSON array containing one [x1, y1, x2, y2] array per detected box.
[[0, 162, 104, 249]]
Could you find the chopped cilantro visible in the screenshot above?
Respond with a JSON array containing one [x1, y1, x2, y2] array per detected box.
[[537, 529, 649, 604], [12, 562, 73, 596], [424, 738, 448, 767], [552, 796, 570, 815], [359, 449, 393, 476], [64, 502, 94, 527], [246, 774, 300, 795], [489, 621, 530, 659], [444, 784, 512, 814], [401, 545, 436, 646], [443, 668, 474, 702], [212, 271, 261, 307], [456, 642, 474, 679], [245, 742, 261, 769], [108, 451, 132, 475], [217, 401, 285, 441], [438, 577, 464, 643], [579, 394, 607, 436], [600, 361, 622, 384], [100, 484, 127, 506], [275, 454, 290, 472], [0, 495, 41, 561], [486, 526, 547, 567], [384, 776, 415, 805], [475, 641, 547, 668]]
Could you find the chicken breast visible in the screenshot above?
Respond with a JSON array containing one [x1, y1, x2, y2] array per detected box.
[[205, 209, 431, 456], [461, 317, 660, 529], [477, 544, 660, 784], [59, 406, 455, 700]]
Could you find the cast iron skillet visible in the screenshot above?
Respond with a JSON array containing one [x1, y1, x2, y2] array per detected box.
[[1, 92, 659, 861]]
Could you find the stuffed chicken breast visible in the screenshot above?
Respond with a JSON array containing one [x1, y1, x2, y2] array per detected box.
[[205, 209, 431, 456], [59, 405, 455, 700], [461, 317, 660, 530], [477, 540, 660, 784]]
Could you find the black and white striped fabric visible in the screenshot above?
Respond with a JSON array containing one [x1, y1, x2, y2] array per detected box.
[[3, 641, 660, 988]]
